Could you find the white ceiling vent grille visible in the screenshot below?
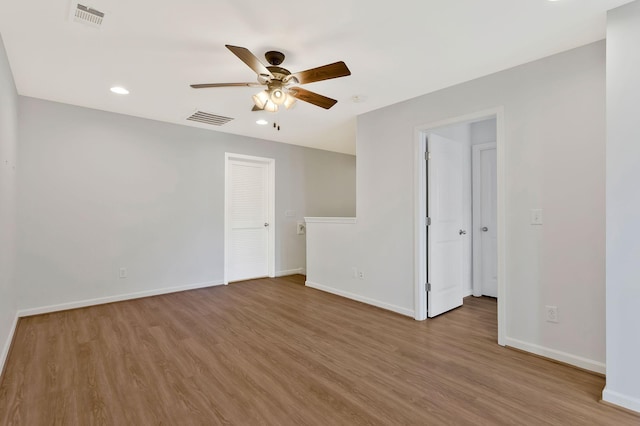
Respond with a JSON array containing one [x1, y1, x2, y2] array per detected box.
[[70, 4, 105, 28], [187, 111, 234, 126]]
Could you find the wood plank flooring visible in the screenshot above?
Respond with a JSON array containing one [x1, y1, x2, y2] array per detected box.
[[0, 275, 637, 425]]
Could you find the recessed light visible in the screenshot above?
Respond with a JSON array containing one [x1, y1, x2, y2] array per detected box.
[[110, 86, 129, 95], [256, 119, 268, 125]]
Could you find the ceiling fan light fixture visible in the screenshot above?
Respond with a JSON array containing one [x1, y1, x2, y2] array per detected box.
[[283, 95, 296, 110], [263, 100, 278, 112], [254, 90, 281, 112], [253, 90, 270, 109], [270, 88, 285, 105]]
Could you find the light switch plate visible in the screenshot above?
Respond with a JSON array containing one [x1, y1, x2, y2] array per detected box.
[[296, 221, 305, 235], [531, 209, 543, 225]]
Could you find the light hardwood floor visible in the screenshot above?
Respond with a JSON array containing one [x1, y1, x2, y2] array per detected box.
[[0, 275, 637, 425]]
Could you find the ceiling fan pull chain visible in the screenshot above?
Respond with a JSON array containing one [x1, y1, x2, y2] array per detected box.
[[275, 108, 281, 131]]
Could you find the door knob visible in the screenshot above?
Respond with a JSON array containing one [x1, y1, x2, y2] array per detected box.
[[459, 229, 467, 235], [482, 227, 488, 232], [264, 223, 269, 227]]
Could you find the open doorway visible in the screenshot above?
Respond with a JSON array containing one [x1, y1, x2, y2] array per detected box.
[[414, 108, 505, 346]]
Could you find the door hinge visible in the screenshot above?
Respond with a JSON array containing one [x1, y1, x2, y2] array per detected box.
[[426, 217, 431, 226], [425, 283, 431, 292], [425, 151, 432, 161]]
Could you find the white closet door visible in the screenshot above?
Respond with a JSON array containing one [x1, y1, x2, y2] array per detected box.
[[226, 157, 273, 282], [472, 142, 498, 297], [480, 147, 498, 297]]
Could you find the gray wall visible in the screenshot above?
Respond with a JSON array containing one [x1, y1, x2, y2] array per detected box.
[[306, 41, 607, 373], [604, 0, 640, 412], [17, 97, 355, 310], [344, 41, 605, 370], [0, 34, 18, 369]]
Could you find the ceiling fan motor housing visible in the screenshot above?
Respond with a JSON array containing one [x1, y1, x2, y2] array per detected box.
[[266, 66, 291, 81], [265, 51, 285, 66]]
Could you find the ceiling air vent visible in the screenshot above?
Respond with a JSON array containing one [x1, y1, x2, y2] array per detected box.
[[70, 3, 105, 28], [187, 111, 234, 126]]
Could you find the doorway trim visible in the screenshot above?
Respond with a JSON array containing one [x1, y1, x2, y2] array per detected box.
[[224, 152, 276, 285], [413, 107, 506, 346]]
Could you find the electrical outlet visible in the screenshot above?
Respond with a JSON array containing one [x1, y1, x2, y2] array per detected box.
[[531, 209, 543, 225], [119, 267, 127, 279], [358, 271, 365, 280], [545, 305, 558, 323]]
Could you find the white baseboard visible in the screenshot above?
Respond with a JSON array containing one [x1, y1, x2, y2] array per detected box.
[[505, 336, 606, 374], [305, 280, 414, 317], [275, 268, 305, 277], [18, 279, 225, 317], [602, 387, 640, 414], [1, 313, 19, 377]]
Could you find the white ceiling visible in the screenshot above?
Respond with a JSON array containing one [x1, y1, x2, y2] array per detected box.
[[0, 0, 633, 154]]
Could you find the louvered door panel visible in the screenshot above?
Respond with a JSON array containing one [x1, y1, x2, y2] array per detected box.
[[228, 161, 269, 282]]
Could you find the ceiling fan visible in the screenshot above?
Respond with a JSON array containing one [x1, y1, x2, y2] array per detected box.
[[190, 45, 351, 112]]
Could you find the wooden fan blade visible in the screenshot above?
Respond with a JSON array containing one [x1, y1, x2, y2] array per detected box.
[[288, 87, 338, 109], [252, 105, 264, 111], [190, 82, 263, 88], [226, 45, 274, 78], [288, 61, 351, 85]]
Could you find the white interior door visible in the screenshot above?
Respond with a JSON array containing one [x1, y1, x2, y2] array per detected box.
[[427, 134, 468, 317], [225, 154, 274, 283], [472, 143, 498, 297]]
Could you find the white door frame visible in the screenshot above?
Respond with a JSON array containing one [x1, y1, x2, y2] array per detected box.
[[472, 142, 497, 297], [224, 152, 276, 284], [413, 107, 506, 346]]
